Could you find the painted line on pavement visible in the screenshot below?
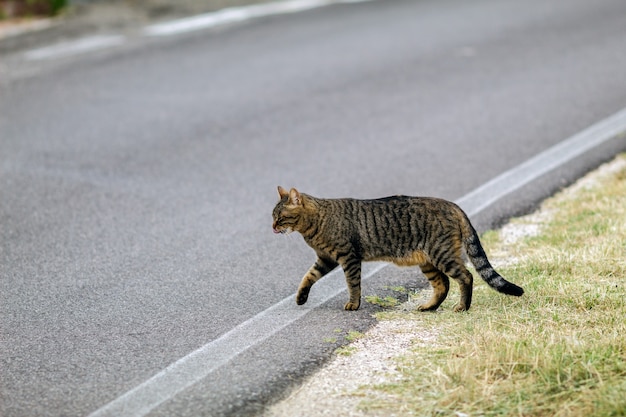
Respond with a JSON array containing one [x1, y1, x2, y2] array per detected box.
[[456, 107, 626, 217], [144, 0, 373, 36], [87, 107, 626, 417], [22, 0, 373, 60], [23, 35, 126, 61], [88, 262, 387, 417]]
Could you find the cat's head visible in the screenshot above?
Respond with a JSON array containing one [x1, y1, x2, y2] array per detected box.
[[272, 186, 304, 234]]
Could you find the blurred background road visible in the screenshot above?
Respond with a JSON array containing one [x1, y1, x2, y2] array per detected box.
[[1, 0, 626, 416]]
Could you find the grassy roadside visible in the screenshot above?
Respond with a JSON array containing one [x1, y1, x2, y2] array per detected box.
[[0, 0, 66, 19], [361, 154, 626, 417]]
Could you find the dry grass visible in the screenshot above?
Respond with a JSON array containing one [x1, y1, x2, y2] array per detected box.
[[363, 154, 626, 417]]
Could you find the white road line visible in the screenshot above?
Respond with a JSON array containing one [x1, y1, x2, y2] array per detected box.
[[88, 107, 626, 417], [88, 263, 387, 417], [23, 35, 126, 61], [456, 107, 626, 217], [21, 0, 373, 60], [144, 0, 370, 36], [144, 7, 253, 36]]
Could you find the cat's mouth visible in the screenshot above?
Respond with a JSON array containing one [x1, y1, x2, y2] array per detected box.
[[273, 227, 292, 235]]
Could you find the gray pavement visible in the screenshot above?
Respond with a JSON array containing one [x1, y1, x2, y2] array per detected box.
[[1, 0, 626, 416]]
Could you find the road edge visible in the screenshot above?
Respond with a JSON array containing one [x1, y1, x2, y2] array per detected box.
[[87, 107, 626, 417]]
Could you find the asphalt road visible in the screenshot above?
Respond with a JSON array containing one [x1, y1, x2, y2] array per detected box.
[[1, 0, 626, 416]]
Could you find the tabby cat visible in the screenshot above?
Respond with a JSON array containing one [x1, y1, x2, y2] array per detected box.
[[272, 186, 524, 311]]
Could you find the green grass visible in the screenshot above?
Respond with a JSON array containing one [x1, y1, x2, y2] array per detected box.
[[336, 345, 358, 356], [365, 295, 400, 308], [346, 330, 365, 342], [361, 154, 626, 417]]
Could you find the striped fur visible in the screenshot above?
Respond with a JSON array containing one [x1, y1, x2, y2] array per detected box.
[[272, 186, 524, 311]]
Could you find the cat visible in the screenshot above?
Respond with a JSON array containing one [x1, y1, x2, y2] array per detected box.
[[272, 186, 523, 311]]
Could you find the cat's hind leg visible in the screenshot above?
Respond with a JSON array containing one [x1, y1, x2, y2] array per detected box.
[[439, 261, 473, 312], [296, 256, 338, 305], [417, 262, 450, 311]]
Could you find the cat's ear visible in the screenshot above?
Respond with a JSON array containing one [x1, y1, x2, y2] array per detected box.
[[277, 186, 289, 199], [289, 188, 302, 206]]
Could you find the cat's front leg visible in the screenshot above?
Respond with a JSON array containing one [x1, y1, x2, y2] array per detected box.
[[296, 256, 338, 305], [340, 256, 362, 311]]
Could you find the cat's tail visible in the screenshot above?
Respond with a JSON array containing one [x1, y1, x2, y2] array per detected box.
[[462, 219, 524, 297]]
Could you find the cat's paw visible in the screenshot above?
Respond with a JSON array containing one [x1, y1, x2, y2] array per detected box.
[[344, 301, 360, 311], [416, 303, 438, 312], [453, 303, 469, 312], [296, 287, 310, 305]]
